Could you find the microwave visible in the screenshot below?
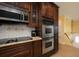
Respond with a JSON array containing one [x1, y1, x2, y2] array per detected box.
[[0, 4, 29, 23]]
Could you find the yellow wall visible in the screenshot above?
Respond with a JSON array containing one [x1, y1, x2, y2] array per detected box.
[[64, 16, 72, 34], [59, 16, 64, 44], [72, 20, 79, 34], [64, 16, 72, 40], [59, 16, 72, 46]]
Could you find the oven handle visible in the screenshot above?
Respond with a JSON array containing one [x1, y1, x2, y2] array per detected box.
[[42, 36, 54, 40]]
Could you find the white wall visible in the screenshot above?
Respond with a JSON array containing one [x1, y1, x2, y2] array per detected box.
[[0, 24, 34, 39]]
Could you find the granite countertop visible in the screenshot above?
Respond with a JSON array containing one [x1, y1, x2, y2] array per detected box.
[[0, 37, 42, 48]]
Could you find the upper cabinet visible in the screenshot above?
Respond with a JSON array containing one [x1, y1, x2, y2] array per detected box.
[[41, 3, 48, 17], [16, 2, 31, 12], [47, 3, 55, 19], [41, 3, 55, 19], [28, 3, 39, 28], [54, 6, 58, 20]]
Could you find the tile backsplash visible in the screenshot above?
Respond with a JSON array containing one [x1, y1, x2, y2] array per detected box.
[[0, 24, 35, 39]]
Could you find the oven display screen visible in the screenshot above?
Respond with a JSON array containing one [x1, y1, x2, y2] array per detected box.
[[45, 28, 52, 34]]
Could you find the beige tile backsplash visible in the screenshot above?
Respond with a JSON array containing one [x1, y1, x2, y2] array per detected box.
[[0, 24, 34, 39]]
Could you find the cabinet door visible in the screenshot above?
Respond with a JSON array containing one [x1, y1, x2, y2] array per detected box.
[[54, 7, 58, 20], [29, 3, 39, 27], [17, 2, 31, 11], [41, 3, 54, 19], [41, 3, 48, 17], [14, 42, 33, 57], [0, 42, 33, 57], [47, 3, 54, 19], [33, 40, 42, 57]]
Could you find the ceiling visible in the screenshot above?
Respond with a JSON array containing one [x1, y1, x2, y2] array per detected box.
[[55, 2, 79, 20]]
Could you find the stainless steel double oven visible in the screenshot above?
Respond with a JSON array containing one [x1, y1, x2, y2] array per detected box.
[[42, 18, 54, 54]]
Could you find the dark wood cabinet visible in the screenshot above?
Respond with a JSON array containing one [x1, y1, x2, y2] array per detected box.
[[16, 2, 31, 11], [54, 6, 58, 20], [47, 3, 55, 19], [0, 42, 33, 57], [13, 42, 33, 57], [41, 3, 54, 19], [33, 40, 42, 57], [0, 40, 42, 57], [41, 3, 48, 17], [28, 3, 39, 27], [54, 6, 59, 52]]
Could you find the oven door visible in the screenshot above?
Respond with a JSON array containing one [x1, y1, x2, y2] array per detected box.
[[42, 25, 54, 38], [42, 38, 54, 54]]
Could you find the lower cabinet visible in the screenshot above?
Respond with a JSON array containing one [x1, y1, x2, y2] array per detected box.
[[0, 42, 33, 57], [33, 40, 42, 57], [0, 40, 42, 57], [14, 42, 33, 57]]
